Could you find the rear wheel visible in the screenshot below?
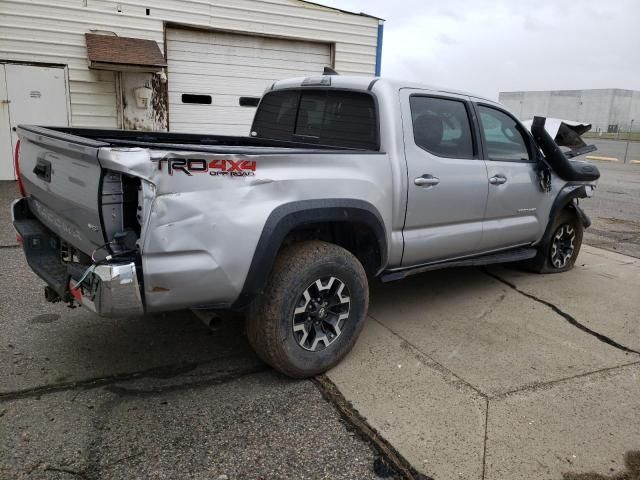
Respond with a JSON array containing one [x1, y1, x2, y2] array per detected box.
[[246, 240, 369, 378], [528, 208, 583, 273]]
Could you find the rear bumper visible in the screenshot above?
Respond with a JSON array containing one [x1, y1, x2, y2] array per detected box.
[[69, 263, 144, 317], [12, 197, 144, 317]]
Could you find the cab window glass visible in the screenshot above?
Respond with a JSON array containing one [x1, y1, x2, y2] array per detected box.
[[251, 90, 300, 141], [478, 106, 531, 161], [252, 90, 378, 150], [409, 96, 474, 159]]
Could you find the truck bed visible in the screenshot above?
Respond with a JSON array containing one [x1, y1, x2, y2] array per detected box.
[[30, 126, 371, 154]]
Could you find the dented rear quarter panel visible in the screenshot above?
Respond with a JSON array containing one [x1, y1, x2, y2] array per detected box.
[[100, 147, 395, 312]]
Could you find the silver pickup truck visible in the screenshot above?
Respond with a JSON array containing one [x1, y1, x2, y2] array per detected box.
[[12, 75, 600, 378]]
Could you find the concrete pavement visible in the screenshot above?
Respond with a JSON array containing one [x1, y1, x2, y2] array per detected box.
[[328, 246, 640, 480]]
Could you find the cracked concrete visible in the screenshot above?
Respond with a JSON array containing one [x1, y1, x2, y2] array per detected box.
[[492, 246, 640, 352], [483, 268, 639, 355], [328, 246, 640, 479]]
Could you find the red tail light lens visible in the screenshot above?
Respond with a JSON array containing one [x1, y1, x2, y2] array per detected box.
[[14, 139, 26, 197]]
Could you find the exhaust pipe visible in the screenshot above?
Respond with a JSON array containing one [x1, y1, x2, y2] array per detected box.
[[191, 309, 223, 330]]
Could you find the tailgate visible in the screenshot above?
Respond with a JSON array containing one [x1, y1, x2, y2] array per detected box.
[[17, 125, 109, 255]]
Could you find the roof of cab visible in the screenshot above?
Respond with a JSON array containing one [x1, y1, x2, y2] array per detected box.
[[270, 75, 497, 105]]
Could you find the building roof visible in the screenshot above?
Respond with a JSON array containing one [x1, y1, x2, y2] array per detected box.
[[85, 33, 167, 70], [301, 1, 384, 21], [500, 88, 640, 95]]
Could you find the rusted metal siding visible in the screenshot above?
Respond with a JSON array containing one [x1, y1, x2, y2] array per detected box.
[[0, 0, 380, 130]]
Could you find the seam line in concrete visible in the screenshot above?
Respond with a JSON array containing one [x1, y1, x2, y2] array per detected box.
[[491, 360, 640, 400], [368, 314, 488, 399], [0, 244, 20, 249], [483, 269, 640, 355], [0, 354, 260, 402], [367, 314, 490, 480]]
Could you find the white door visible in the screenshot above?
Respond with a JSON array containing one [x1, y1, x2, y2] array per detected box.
[[2, 64, 69, 180], [0, 65, 13, 180], [166, 28, 331, 135]]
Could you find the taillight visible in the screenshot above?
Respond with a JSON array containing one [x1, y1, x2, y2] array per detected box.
[[14, 139, 26, 197]]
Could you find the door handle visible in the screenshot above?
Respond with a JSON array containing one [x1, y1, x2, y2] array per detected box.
[[414, 175, 440, 187], [489, 175, 507, 185], [33, 159, 52, 182]]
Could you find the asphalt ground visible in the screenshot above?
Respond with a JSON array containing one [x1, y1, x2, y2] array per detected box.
[[581, 139, 640, 164], [575, 150, 640, 258], [0, 241, 395, 480], [1, 189, 393, 479]]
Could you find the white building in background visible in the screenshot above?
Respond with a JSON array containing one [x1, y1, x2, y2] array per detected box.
[[0, 0, 384, 179], [499, 88, 640, 134]]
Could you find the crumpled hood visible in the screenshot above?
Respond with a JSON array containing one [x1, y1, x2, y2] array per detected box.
[[522, 118, 592, 150]]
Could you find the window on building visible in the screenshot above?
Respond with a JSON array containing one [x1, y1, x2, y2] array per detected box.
[[409, 96, 474, 159], [477, 106, 531, 162], [181, 94, 212, 105]]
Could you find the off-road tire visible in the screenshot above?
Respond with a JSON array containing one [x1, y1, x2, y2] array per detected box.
[[528, 208, 583, 273], [246, 240, 369, 378]]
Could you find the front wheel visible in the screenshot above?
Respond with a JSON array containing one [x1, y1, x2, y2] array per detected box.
[[528, 208, 584, 273], [246, 241, 369, 378]]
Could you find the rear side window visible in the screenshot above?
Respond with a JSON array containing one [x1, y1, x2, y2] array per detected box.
[[477, 106, 531, 162], [250, 90, 301, 142], [409, 96, 474, 159], [252, 89, 378, 150]]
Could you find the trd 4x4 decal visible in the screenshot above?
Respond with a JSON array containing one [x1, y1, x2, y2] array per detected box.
[[158, 158, 257, 177]]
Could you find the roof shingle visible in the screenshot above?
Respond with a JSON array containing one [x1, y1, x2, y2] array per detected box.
[[85, 33, 166, 69]]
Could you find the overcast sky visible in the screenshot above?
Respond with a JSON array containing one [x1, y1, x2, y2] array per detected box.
[[317, 0, 640, 100]]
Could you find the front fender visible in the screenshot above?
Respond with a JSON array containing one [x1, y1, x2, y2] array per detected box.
[[538, 184, 591, 247]]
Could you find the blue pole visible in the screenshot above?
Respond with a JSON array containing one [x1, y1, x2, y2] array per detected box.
[[375, 22, 384, 76]]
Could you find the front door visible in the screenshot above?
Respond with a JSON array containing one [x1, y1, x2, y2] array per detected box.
[[474, 103, 544, 250], [401, 90, 488, 266], [2, 64, 69, 180]]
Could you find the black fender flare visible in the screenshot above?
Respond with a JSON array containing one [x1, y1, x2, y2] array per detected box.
[[233, 199, 387, 309], [539, 185, 591, 246]]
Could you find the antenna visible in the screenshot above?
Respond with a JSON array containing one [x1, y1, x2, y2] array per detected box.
[[323, 66, 339, 76]]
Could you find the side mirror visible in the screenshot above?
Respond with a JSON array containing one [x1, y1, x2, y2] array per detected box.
[[239, 96, 260, 107]]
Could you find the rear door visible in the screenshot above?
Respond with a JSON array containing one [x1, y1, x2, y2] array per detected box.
[[400, 90, 488, 266], [474, 103, 544, 250]]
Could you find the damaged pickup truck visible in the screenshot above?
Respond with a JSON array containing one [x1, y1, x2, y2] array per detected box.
[[12, 75, 600, 378]]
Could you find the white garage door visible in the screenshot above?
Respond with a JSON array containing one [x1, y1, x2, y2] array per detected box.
[[166, 28, 332, 135]]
